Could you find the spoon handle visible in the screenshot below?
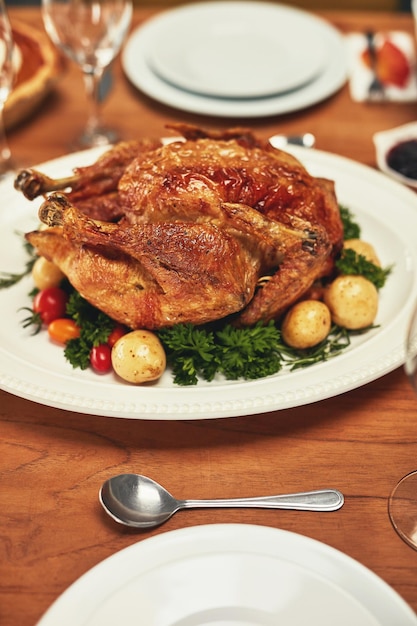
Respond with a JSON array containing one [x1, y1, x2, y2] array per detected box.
[[180, 489, 344, 513]]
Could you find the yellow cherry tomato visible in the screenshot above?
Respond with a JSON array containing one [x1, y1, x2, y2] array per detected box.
[[48, 318, 80, 345]]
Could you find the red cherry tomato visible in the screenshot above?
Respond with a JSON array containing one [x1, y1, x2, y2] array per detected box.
[[107, 324, 128, 348], [90, 344, 112, 374], [33, 287, 68, 325], [48, 318, 80, 344]]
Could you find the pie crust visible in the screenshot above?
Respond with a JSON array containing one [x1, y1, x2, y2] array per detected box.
[[5, 19, 63, 130]]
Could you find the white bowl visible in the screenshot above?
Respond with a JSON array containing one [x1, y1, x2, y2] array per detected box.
[[373, 122, 417, 189]]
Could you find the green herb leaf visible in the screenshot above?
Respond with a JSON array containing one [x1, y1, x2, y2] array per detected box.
[[18, 306, 42, 335], [215, 322, 283, 380], [158, 323, 217, 385], [282, 325, 351, 370], [339, 205, 361, 240], [158, 320, 350, 385], [64, 290, 115, 369], [0, 233, 37, 289], [336, 248, 392, 289], [64, 336, 92, 370]]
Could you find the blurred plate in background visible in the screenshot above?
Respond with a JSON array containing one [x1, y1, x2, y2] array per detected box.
[[122, 2, 348, 117], [146, 1, 326, 99]]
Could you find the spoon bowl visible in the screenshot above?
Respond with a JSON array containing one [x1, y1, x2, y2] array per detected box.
[[99, 474, 344, 529]]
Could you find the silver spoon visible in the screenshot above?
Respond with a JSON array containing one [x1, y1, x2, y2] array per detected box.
[[269, 132, 316, 150], [99, 474, 344, 529]]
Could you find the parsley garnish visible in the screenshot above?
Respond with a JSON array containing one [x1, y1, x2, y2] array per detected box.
[[339, 204, 361, 240], [157, 321, 351, 386], [215, 323, 283, 380], [335, 248, 392, 289], [64, 291, 114, 369]]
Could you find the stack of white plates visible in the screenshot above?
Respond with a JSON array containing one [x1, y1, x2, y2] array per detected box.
[[122, 1, 348, 118]]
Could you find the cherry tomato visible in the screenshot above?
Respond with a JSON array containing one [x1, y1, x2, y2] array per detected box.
[[90, 344, 112, 374], [48, 318, 80, 345], [33, 287, 68, 325], [107, 324, 128, 348]]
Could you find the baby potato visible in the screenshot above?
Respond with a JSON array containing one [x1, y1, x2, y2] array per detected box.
[[111, 330, 166, 384], [344, 239, 381, 266], [324, 275, 378, 330], [32, 256, 66, 290], [281, 300, 331, 349]]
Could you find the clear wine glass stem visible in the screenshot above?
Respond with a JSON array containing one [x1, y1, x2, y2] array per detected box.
[[77, 66, 118, 148], [41, 0, 132, 150], [84, 69, 101, 133], [388, 300, 417, 550]]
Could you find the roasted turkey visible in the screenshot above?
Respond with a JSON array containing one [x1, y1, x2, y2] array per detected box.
[[16, 125, 343, 329]]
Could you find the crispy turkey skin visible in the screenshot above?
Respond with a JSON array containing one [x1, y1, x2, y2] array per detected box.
[[20, 125, 343, 330]]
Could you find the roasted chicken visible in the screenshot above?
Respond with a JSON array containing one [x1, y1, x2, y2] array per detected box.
[[16, 125, 343, 329]]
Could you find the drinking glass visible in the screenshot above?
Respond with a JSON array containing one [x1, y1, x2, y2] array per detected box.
[[388, 301, 417, 549], [42, 0, 132, 149], [0, 0, 15, 177]]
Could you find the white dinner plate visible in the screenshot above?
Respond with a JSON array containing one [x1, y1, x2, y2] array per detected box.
[[35, 524, 417, 625], [122, 3, 348, 118], [1, 145, 417, 420], [146, 2, 326, 99]]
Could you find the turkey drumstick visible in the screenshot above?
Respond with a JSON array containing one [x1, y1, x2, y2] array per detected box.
[[14, 169, 79, 200], [14, 138, 163, 201]]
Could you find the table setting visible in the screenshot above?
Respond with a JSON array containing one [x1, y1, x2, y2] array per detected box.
[[121, 0, 348, 117], [3, 2, 417, 626]]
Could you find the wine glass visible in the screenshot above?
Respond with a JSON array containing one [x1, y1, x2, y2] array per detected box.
[[41, 0, 132, 149], [388, 301, 417, 549], [0, 0, 15, 177]]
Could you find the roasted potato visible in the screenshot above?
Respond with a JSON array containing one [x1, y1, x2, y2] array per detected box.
[[344, 239, 381, 266], [111, 330, 166, 384], [281, 300, 332, 349], [32, 256, 65, 290], [324, 275, 378, 329]]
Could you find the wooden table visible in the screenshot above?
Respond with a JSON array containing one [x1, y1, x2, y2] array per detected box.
[[2, 7, 417, 626]]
